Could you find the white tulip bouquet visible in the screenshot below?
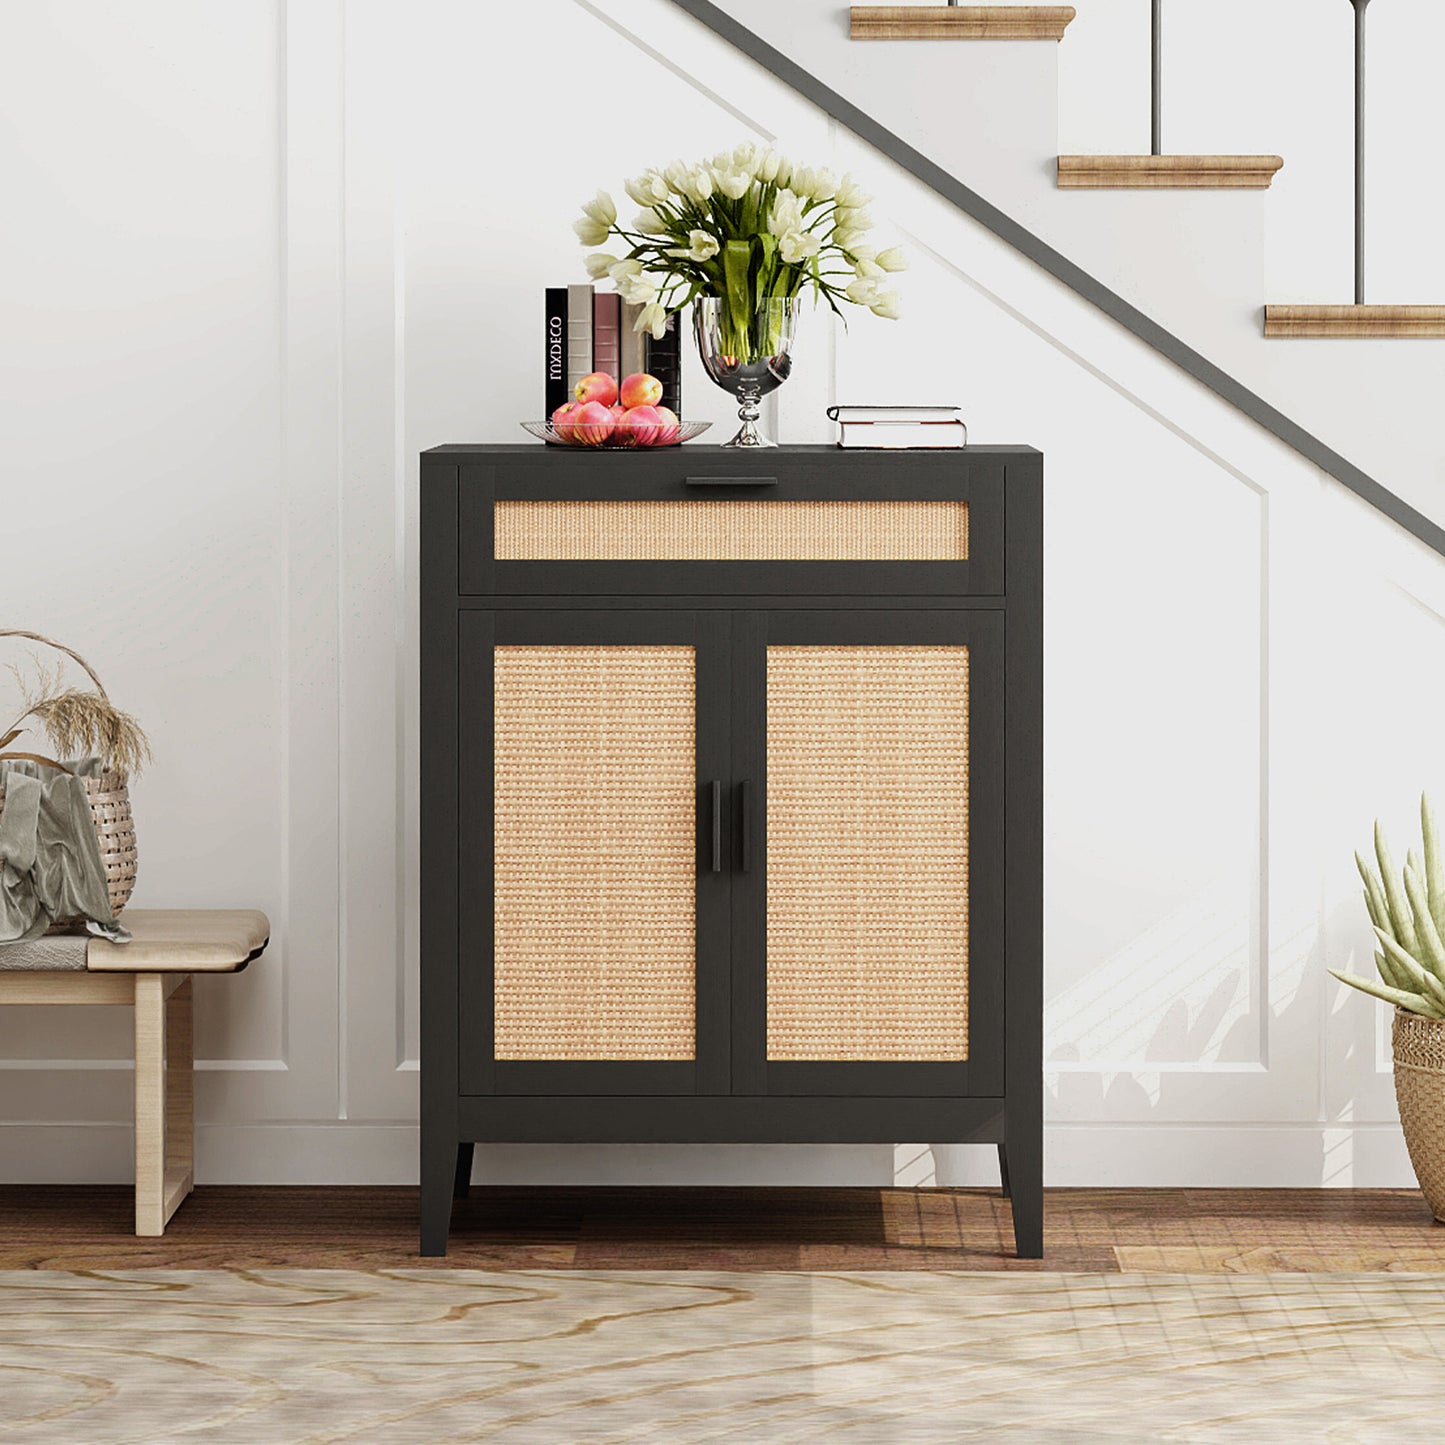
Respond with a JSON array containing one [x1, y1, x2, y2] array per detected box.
[[574, 141, 905, 358]]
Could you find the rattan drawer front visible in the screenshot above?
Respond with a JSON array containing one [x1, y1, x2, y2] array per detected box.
[[765, 646, 969, 1062], [494, 499, 969, 561], [493, 645, 697, 1061]]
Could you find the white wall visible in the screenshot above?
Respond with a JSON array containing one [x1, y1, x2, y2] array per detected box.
[[2, 0, 1443, 1189]]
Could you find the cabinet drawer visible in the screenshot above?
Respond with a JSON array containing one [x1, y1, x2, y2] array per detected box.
[[456, 449, 1006, 596], [494, 498, 969, 562]]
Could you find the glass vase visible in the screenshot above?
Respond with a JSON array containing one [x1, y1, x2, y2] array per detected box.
[[692, 296, 796, 448]]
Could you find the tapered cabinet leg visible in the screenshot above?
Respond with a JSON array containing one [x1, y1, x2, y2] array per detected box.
[[453, 1141, 475, 1199], [1002, 1134, 1043, 1259], [997, 1141, 1011, 1199], [421, 1123, 458, 1256]]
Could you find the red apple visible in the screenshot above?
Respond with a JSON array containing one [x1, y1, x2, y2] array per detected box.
[[652, 405, 681, 446], [610, 402, 641, 447], [551, 400, 582, 442], [574, 371, 618, 406], [609, 402, 644, 447], [620, 404, 665, 447], [620, 371, 663, 409], [571, 399, 615, 446]]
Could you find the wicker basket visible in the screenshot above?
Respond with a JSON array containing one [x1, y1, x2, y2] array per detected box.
[[1393, 1008, 1445, 1221], [0, 629, 139, 923]]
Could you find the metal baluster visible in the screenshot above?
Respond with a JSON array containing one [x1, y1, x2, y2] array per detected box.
[[1151, 0, 1163, 155], [1353, 0, 1371, 304]]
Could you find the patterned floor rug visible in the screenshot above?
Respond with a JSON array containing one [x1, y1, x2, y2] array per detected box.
[[2, 1268, 1443, 1442]]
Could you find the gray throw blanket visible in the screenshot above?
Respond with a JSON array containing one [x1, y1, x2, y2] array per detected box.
[[0, 758, 130, 944]]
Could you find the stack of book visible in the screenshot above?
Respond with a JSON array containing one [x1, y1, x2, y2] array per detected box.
[[827, 405, 968, 449], [543, 284, 682, 414]]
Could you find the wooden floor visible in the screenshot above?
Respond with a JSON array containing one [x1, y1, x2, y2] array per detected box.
[[3, 1186, 1444, 1271]]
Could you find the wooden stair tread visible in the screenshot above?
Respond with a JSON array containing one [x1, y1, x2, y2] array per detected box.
[[1057, 155, 1284, 190], [1264, 306, 1445, 339], [851, 6, 1076, 41]]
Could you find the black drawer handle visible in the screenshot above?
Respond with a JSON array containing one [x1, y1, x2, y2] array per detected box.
[[684, 475, 778, 487], [710, 780, 722, 873]]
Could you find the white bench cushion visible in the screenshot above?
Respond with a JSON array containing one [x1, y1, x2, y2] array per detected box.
[[0, 934, 88, 970]]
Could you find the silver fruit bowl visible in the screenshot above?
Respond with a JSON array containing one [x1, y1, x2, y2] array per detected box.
[[521, 419, 712, 449]]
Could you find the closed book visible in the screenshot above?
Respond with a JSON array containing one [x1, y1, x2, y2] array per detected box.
[[544, 287, 568, 414], [566, 283, 593, 394], [619, 300, 646, 382], [593, 291, 620, 386], [828, 405, 964, 424], [836, 420, 968, 450], [644, 309, 683, 415]]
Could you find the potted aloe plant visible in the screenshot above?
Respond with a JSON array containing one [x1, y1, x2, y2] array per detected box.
[[1332, 795, 1445, 1219]]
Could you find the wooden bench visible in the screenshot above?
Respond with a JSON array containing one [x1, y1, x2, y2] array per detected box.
[[0, 910, 270, 1235]]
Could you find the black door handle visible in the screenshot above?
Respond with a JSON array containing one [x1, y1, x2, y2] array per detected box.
[[684, 475, 778, 487], [710, 779, 722, 873]]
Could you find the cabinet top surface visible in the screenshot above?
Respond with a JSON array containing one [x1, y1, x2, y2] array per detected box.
[[422, 443, 1041, 458]]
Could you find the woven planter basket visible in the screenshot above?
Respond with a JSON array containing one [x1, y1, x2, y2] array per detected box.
[[0, 629, 138, 925], [1393, 1008, 1445, 1221]]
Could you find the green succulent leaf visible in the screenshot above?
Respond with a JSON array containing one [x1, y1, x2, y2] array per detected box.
[[1376, 822, 1419, 955], [1423, 794, 1445, 937], [1375, 946, 1409, 993], [1404, 866, 1445, 982], [1357, 852, 1391, 938], [1329, 969, 1444, 1019], [1375, 928, 1445, 1010]]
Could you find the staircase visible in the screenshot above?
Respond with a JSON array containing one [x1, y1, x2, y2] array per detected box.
[[669, 0, 1445, 550]]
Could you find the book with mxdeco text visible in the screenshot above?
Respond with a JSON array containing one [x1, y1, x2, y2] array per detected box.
[[543, 287, 568, 414]]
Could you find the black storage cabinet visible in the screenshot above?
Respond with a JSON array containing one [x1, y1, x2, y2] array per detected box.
[[420, 444, 1042, 1256]]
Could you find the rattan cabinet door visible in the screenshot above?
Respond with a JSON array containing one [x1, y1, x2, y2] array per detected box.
[[730, 611, 1006, 1098], [458, 610, 731, 1096]]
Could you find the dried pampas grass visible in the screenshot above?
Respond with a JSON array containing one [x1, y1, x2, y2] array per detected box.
[[2, 648, 152, 778]]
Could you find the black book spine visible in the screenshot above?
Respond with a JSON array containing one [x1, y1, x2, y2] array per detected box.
[[644, 309, 683, 415], [544, 287, 568, 414]]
